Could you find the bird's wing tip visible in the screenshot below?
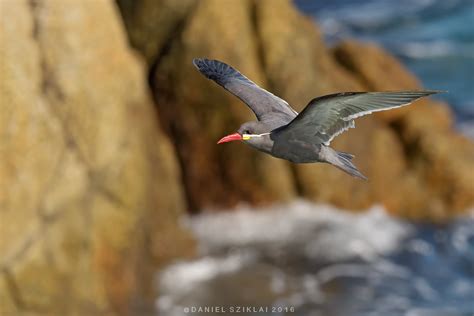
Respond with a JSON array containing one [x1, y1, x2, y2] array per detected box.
[[192, 57, 206, 68], [427, 89, 448, 94], [192, 58, 226, 73]]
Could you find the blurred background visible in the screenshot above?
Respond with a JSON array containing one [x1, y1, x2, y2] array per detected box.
[[296, 0, 474, 135], [1, 0, 473, 315]]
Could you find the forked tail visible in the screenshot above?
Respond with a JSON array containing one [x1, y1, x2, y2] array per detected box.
[[321, 146, 367, 180]]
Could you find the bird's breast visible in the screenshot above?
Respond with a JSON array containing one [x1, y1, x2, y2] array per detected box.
[[271, 139, 322, 163]]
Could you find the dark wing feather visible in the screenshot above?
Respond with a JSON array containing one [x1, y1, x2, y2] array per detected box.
[[193, 58, 297, 126], [272, 91, 440, 145]]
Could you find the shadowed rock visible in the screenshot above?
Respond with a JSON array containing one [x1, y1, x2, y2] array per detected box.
[[117, 0, 197, 65], [149, 0, 297, 212]]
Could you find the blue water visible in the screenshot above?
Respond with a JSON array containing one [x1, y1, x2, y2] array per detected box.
[[157, 203, 474, 316], [294, 0, 474, 123], [324, 219, 474, 316]]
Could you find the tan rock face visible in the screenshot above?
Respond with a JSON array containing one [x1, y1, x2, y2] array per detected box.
[[150, 0, 297, 212], [117, 0, 197, 65], [0, 1, 194, 315]]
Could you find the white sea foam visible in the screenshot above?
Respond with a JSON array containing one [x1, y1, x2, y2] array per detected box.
[[189, 200, 411, 261], [394, 41, 474, 59], [156, 201, 412, 315], [156, 202, 474, 316], [315, 0, 437, 35], [458, 120, 474, 140], [159, 250, 256, 295]]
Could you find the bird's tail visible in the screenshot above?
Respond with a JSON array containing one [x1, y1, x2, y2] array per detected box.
[[334, 151, 367, 180], [322, 147, 367, 180]]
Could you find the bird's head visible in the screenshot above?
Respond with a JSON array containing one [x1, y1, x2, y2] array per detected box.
[[217, 122, 270, 146]]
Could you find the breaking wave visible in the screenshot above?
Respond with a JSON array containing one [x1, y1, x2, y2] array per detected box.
[[156, 201, 474, 316]]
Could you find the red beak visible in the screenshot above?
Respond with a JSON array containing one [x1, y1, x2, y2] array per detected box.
[[217, 132, 242, 144]]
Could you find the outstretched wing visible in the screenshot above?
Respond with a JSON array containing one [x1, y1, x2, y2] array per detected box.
[[272, 91, 440, 145], [193, 58, 297, 126]]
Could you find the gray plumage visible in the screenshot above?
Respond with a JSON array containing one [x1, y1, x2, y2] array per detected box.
[[193, 58, 440, 180], [193, 58, 296, 129]]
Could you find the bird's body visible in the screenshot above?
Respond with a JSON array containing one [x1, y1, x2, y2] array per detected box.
[[193, 58, 439, 179]]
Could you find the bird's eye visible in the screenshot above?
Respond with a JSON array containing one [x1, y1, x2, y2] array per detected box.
[[244, 130, 250, 134]]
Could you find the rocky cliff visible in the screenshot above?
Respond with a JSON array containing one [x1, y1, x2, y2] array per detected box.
[[1, 0, 473, 315], [118, 0, 474, 219], [0, 0, 194, 315]]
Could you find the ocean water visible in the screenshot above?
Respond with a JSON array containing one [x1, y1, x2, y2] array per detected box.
[[294, 0, 474, 136], [157, 202, 474, 316]]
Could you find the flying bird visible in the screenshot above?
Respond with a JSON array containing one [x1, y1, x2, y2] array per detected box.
[[193, 58, 439, 180]]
